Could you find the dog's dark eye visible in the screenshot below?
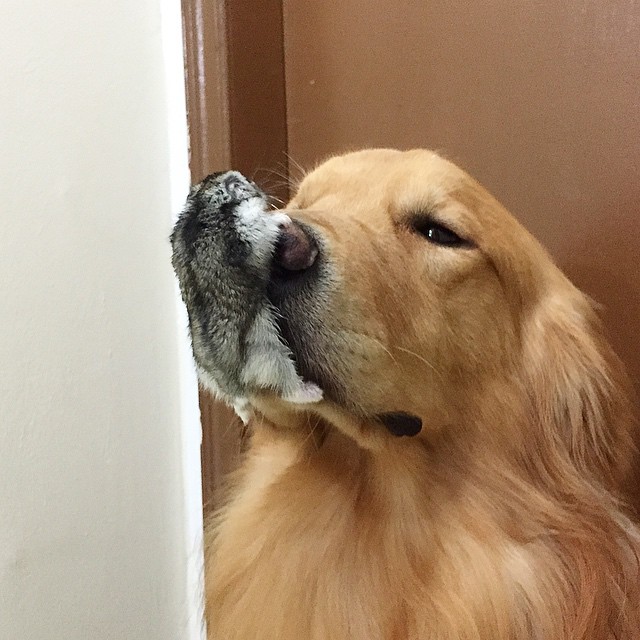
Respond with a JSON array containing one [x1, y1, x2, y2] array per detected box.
[[410, 217, 469, 247]]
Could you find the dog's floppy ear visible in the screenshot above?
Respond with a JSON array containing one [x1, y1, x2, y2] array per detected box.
[[521, 290, 636, 492]]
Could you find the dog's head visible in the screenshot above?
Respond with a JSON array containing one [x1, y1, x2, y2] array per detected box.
[[172, 149, 635, 489]]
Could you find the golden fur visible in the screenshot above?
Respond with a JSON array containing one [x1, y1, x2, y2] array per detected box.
[[204, 149, 639, 639]]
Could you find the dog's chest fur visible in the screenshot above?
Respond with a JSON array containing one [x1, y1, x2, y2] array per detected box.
[[206, 433, 543, 640]]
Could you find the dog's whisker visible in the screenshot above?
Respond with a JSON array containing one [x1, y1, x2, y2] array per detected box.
[[368, 337, 399, 366], [343, 331, 399, 366], [301, 413, 321, 454], [252, 169, 297, 201], [260, 178, 291, 190], [256, 166, 297, 189], [220, 412, 239, 438], [393, 346, 442, 379], [284, 152, 307, 183]]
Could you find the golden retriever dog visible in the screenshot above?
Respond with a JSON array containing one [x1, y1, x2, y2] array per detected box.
[[171, 149, 640, 639]]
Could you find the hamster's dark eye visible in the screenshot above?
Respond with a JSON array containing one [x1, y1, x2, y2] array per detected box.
[[410, 216, 470, 248]]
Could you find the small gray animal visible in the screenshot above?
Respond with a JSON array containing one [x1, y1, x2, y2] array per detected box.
[[170, 171, 322, 421]]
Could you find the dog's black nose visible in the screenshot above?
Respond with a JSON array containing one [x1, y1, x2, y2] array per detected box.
[[273, 222, 318, 272]]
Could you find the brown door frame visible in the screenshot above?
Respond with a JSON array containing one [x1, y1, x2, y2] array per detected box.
[[181, 0, 289, 510]]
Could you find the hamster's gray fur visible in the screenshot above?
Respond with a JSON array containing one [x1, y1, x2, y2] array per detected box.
[[170, 171, 321, 421]]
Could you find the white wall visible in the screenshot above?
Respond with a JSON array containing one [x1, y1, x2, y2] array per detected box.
[[0, 1, 204, 638]]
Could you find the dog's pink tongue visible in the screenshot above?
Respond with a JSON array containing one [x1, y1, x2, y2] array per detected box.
[[274, 223, 318, 271]]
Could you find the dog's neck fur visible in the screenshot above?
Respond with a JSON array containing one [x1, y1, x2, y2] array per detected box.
[[205, 413, 640, 640]]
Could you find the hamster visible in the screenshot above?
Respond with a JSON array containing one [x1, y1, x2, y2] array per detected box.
[[170, 171, 322, 422]]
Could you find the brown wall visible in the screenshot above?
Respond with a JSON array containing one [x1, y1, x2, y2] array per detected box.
[[283, 0, 640, 392]]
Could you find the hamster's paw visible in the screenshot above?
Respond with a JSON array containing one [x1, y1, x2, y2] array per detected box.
[[232, 398, 252, 424], [283, 381, 323, 405]]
